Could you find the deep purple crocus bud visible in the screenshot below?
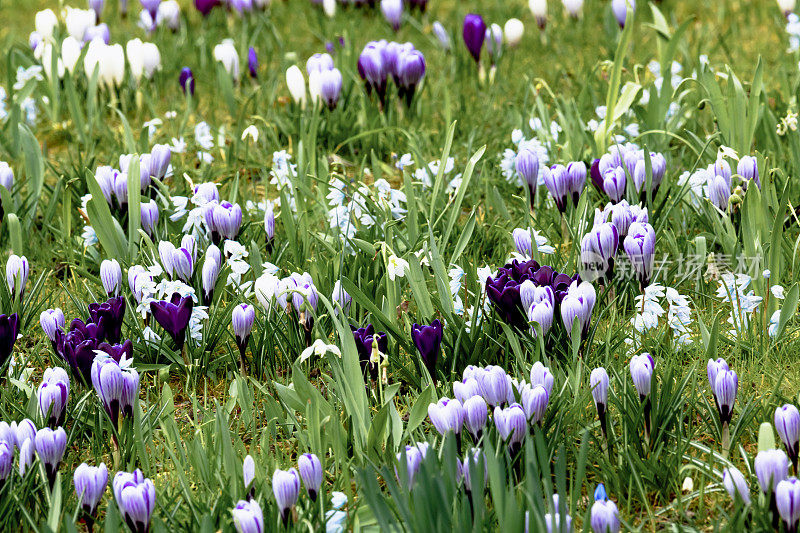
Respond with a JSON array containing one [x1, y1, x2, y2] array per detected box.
[[34, 426, 67, 486], [737, 155, 760, 189], [520, 384, 549, 424], [74, 462, 109, 517], [629, 353, 654, 400], [494, 403, 527, 453], [179, 67, 195, 95], [0, 442, 12, 483], [41, 308, 66, 345], [723, 466, 751, 506], [411, 319, 443, 378], [150, 293, 194, 350], [777, 405, 800, 470], [247, 47, 258, 79], [463, 395, 487, 440], [397, 50, 426, 106], [516, 148, 539, 205], [756, 449, 789, 494], [232, 499, 263, 533], [462, 14, 486, 64], [0, 313, 20, 367], [194, 0, 219, 16], [298, 453, 323, 501], [100, 259, 122, 296], [623, 221, 656, 288], [113, 469, 156, 533], [381, 0, 403, 31], [141, 200, 160, 236], [6, 254, 29, 300], [544, 164, 570, 213], [272, 468, 301, 524], [777, 477, 800, 532], [713, 369, 737, 424], [428, 397, 465, 436], [603, 167, 626, 202], [37, 367, 70, 428]]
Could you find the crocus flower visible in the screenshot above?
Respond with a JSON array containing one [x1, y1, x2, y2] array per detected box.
[[580, 223, 618, 283], [0, 313, 20, 368], [40, 308, 65, 349], [396, 442, 428, 487], [714, 369, 738, 425], [0, 442, 12, 483], [381, 0, 403, 31], [611, 0, 634, 28], [723, 466, 751, 505], [494, 403, 527, 453], [737, 155, 760, 189], [179, 67, 195, 95], [777, 404, 800, 471], [706, 357, 729, 395], [35, 426, 67, 486], [315, 67, 343, 109], [232, 304, 255, 373], [358, 42, 388, 105], [140, 200, 160, 237], [462, 14, 486, 64], [89, 296, 126, 344], [484, 23, 503, 65], [527, 299, 554, 337], [242, 455, 256, 500], [113, 469, 156, 533], [352, 324, 387, 381], [504, 18, 524, 47], [298, 453, 323, 501], [562, 0, 583, 17], [37, 367, 70, 428], [603, 167, 626, 203], [544, 164, 570, 213], [6, 254, 29, 299], [428, 398, 465, 436], [463, 395, 487, 440], [529, 362, 554, 395], [777, 477, 800, 533], [566, 161, 587, 206], [755, 449, 789, 494], [545, 494, 572, 533], [92, 353, 139, 424], [18, 437, 34, 476], [629, 353, 654, 400], [529, 0, 547, 28], [590, 485, 621, 533], [520, 384, 549, 424], [12, 419, 37, 450], [286, 65, 306, 106], [100, 259, 122, 297], [560, 280, 596, 339], [397, 50, 426, 106], [432, 21, 451, 50], [332, 280, 351, 316], [55, 319, 105, 384], [590, 367, 609, 432], [411, 319, 443, 378], [457, 448, 487, 494], [623, 221, 656, 288], [74, 462, 109, 518], [150, 293, 193, 350], [202, 246, 222, 305], [207, 201, 243, 243], [515, 148, 539, 207], [232, 499, 264, 533], [476, 365, 511, 407], [247, 47, 258, 79], [195, 0, 220, 15], [272, 468, 301, 524]]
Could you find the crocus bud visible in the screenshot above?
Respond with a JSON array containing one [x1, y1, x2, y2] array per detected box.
[[476, 365, 511, 407], [18, 438, 34, 476], [0, 162, 13, 192], [529, 0, 547, 29], [707, 173, 731, 211], [458, 448, 486, 493], [272, 468, 301, 524], [527, 299, 554, 337], [322, 0, 336, 17], [6, 254, 29, 299], [504, 19, 524, 47], [560, 280, 596, 339], [562, 0, 583, 17], [65, 7, 97, 41], [100, 259, 122, 296], [179, 67, 195, 95], [723, 466, 751, 505], [629, 353, 654, 400], [306, 53, 334, 75], [411, 319, 443, 378], [242, 455, 256, 500], [113, 469, 155, 533], [247, 47, 258, 79], [316, 67, 343, 109], [74, 462, 108, 517], [232, 499, 263, 533], [520, 384, 549, 424], [494, 403, 527, 453], [12, 419, 37, 450], [484, 23, 502, 65], [61, 38, 81, 73], [232, 304, 255, 373], [706, 358, 729, 394], [462, 14, 486, 64], [611, 0, 634, 28], [755, 448, 789, 494], [580, 222, 619, 283], [40, 308, 66, 344], [381, 0, 403, 31], [298, 453, 323, 501], [150, 293, 193, 350], [397, 50, 426, 106], [454, 377, 479, 404], [286, 65, 306, 106], [35, 9, 59, 40], [84, 23, 110, 44], [544, 164, 570, 212], [34, 426, 67, 486], [37, 367, 70, 428], [713, 369, 737, 424], [332, 280, 351, 316], [84, 40, 125, 89], [777, 405, 800, 470], [0, 442, 12, 483], [396, 442, 428, 487], [214, 39, 240, 82], [590, 367, 609, 413], [157, 1, 181, 30], [603, 167, 626, 203], [590, 485, 620, 533], [514, 229, 533, 259], [140, 200, 160, 237], [777, 477, 800, 532], [515, 148, 539, 204], [778, 0, 797, 16], [623, 221, 656, 288], [428, 398, 465, 436], [529, 362, 554, 395], [737, 155, 760, 190], [432, 21, 451, 50], [463, 395, 487, 440]]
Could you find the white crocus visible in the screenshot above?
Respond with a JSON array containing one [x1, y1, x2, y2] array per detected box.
[[35, 9, 59, 41], [84, 40, 125, 88], [323, 0, 336, 17], [61, 37, 82, 74], [126, 39, 161, 81], [285, 65, 306, 106], [213, 39, 240, 82], [504, 19, 524, 47], [63, 7, 96, 41], [299, 339, 342, 362], [40, 43, 65, 79]]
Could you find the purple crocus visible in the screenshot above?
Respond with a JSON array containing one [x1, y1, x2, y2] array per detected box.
[[560, 281, 596, 340], [776, 404, 800, 472], [544, 164, 570, 213], [297, 453, 323, 501], [140, 0, 161, 18], [352, 324, 387, 381], [317, 67, 343, 109], [427, 397, 465, 436], [756, 449, 789, 495], [150, 293, 194, 350], [89, 296, 126, 344], [463, 395, 487, 440], [232, 499, 264, 533], [35, 427, 67, 487], [247, 47, 258, 79], [0, 313, 20, 368], [494, 403, 526, 454], [397, 50, 426, 106], [590, 367, 609, 436], [141, 200, 160, 237], [462, 14, 486, 64], [40, 308, 65, 351], [194, 0, 220, 16], [272, 468, 301, 525], [232, 304, 255, 374], [713, 368, 738, 425], [777, 477, 800, 533], [37, 368, 70, 428], [580, 223, 619, 283], [411, 319, 443, 378], [113, 469, 156, 533], [515, 148, 539, 207], [74, 462, 109, 521], [358, 42, 388, 105], [623, 221, 656, 288], [207, 201, 243, 243], [179, 67, 195, 95], [738, 156, 760, 190], [55, 319, 105, 384], [0, 442, 13, 483]]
